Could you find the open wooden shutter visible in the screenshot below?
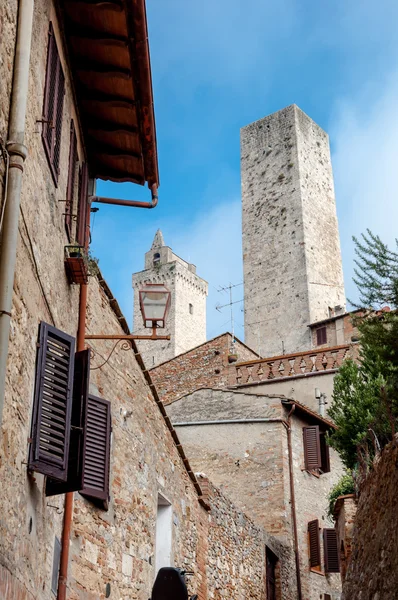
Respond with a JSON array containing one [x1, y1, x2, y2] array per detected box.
[[65, 121, 78, 241], [76, 163, 89, 248], [320, 433, 331, 473], [46, 349, 90, 496], [28, 322, 75, 481], [308, 520, 321, 568], [80, 395, 111, 505], [323, 529, 340, 573], [42, 23, 65, 185], [303, 426, 322, 470]]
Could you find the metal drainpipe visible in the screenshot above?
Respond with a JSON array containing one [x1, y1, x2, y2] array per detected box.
[[0, 0, 34, 432], [57, 282, 88, 600], [57, 181, 159, 597], [285, 404, 303, 600], [91, 182, 158, 209]]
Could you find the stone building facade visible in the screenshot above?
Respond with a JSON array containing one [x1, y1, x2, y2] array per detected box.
[[167, 389, 343, 600], [241, 105, 346, 357], [132, 230, 208, 368], [0, 2, 271, 599]]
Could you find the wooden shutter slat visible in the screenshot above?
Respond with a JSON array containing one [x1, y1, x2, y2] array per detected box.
[[303, 426, 322, 470], [323, 529, 340, 573], [308, 520, 321, 568], [29, 322, 75, 481], [80, 395, 111, 505], [46, 349, 91, 497], [76, 163, 89, 247]]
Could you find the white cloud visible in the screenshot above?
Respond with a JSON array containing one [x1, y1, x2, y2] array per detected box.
[[331, 71, 398, 306]]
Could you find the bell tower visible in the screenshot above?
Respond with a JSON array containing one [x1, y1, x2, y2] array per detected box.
[[241, 105, 346, 357], [132, 230, 208, 368]]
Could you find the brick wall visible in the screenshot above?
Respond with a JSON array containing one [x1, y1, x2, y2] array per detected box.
[[150, 333, 259, 404]]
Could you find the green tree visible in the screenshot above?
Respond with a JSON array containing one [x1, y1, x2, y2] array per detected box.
[[327, 231, 398, 469]]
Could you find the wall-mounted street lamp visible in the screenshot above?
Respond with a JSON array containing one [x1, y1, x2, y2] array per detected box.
[[85, 283, 171, 344], [139, 283, 170, 332]]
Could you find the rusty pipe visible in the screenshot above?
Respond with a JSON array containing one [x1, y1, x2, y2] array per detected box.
[[57, 283, 88, 600], [91, 183, 158, 209], [285, 404, 303, 600]]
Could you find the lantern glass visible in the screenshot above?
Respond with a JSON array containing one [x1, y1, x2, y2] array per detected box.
[[139, 284, 170, 328]]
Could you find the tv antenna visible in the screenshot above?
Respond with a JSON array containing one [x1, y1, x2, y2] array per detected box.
[[216, 282, 243, 350]]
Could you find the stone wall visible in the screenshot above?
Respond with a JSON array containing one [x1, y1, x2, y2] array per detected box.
[[150, 333, 259, 404], [342, 439, 398, 600], [334, 495, 357, 584], [241, 105, 345, 357]]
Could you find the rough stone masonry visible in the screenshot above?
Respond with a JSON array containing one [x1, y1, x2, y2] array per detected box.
[[241, 104, 346, 357]]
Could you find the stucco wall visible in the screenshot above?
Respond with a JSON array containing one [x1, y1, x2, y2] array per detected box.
[[241, 105, 345, 357]]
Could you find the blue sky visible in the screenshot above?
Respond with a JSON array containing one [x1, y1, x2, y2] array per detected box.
[[91, 0, 398, 342]]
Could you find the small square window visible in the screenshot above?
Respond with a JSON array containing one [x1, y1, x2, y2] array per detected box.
[[189, 303, 193, 315], [316, 326, 327, 346]]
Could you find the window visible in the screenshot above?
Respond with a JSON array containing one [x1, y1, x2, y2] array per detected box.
[[42, 23, 65, 185], [153, 252, 160, 266], [308, 520, 321, 568], [76, 163, 89, 248], [155, 494, 172, 574], [323, 529, 340, 573], [303, 426, 330, 473], [189, 303, 193, 315], [266, 547, 280, 600], [29, 322, 111, 509], [51, 536, 61, 595], [65, 120, 78, 240], [316, 326, 327, 346], [308, 522, 340, 574]]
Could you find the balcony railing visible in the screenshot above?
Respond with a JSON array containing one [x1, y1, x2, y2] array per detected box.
[[231, 344, 358, 387]]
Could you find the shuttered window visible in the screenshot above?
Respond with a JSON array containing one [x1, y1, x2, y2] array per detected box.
[[65, 121, 78, 241], [76, 162, 89, 247], [308, 520, 321, 568], [323, 529, 340, 573], [320, 432, 331, 473], [324, 595, 331, 600], [42, 23, 65, 186], [46, 349, 90, 496], [316, 326, 327, 346], [28, 322, 75, 481], [80, 395, 111, 506], [303, 426, 322, 470]]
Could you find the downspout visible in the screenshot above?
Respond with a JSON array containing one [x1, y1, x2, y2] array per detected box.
[[57, 283, 88, 600], [90, 182, 158, 209], [284, 405, 303, 600], [58, 182, 159, 597], [0, 0, 34, 431]]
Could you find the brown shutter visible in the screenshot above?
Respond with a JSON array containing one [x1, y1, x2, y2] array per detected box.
[[76, 162, 89, 247], [65, 120, 78, 241], [320, 433, 331, 473], [46, 349, 90, 496], [324, 595, 331, 600], [42, 22, 65, 185], [80, 395, 111, 504], [308, 520, 321, 568], [303, 426, 322, 470], [316, 326, 327, 345], [323, 529, 340, 573], [28, 322, 75, 481]]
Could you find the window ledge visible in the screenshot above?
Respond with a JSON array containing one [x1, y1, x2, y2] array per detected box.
[[310, 567, 325, 577]]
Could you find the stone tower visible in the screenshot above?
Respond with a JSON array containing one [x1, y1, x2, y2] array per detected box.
[[132, 230, 208, 368], [241, 105, 346, 357]]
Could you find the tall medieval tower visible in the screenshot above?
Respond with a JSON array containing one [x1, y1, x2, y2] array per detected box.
[[132, 230, 208, 368], [241, 105, 346, 357]]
